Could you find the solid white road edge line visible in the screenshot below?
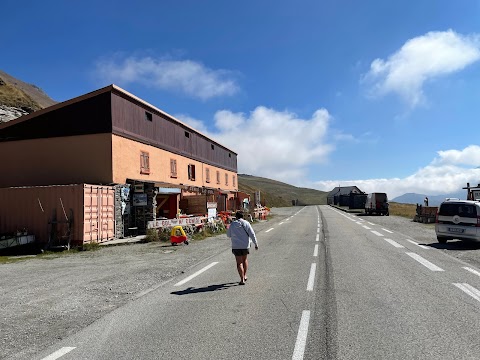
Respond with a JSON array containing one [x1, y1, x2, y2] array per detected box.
[[453, 283, 480, 303], [307, 263, 316, 291], [463, 267, 480, 278], [266, 228, 274, 233], [406, 239, 430, 250], [384, 238, 404, 248], [406, 252, 444, 272], [382, 228, 393, 233], [292, 310, 311, 360], [313, 244, 319, 257], [371, 231, 384, 237], [174, 262, 219, 286], [41, 347, 76, 360]]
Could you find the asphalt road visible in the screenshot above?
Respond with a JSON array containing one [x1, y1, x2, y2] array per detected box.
[[14, 206, 480, 359]]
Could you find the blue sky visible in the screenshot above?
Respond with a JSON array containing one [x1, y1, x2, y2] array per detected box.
[[3, 0, 480, 198]]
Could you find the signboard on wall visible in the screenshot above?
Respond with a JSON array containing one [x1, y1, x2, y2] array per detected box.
[[147, 216, 204, 228], [133, 193, 147, 206], [134, 183, 144, 193], [207, 202, 217, 209]]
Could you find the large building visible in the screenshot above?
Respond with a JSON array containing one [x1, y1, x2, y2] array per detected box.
[[0, 85, 240, 245]]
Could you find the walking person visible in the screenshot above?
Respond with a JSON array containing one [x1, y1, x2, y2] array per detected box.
[[227, 211, 258, 285]]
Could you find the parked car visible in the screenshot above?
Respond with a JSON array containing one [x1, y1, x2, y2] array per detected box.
[[364, 192, 389, 215], [435, 199, 480, 243]]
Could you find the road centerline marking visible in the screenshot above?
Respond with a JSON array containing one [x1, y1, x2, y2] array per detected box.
[[406, 252, 444, 272], [315, 234, 319, 242], [292, 310, 311, 360], [362, 225, 371, 229], [382, 228, 393, 233], [313, 244, 319, 257], [307, 263, 316, 291], [371, 231, 384, 237], [265, 228, 274, 233], [41, 347, 76, 360], [174, 262, 219, 286]]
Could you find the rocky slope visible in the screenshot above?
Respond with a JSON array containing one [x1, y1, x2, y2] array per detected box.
[[0, 70, 57, 124]]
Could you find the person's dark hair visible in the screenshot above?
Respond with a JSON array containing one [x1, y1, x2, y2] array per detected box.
[[235, 211, 244, 219]]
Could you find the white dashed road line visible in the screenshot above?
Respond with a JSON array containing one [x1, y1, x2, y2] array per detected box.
[[453, 283, 480, 303], [384, 238, 404, 248], [382, 228, 393, 233], [292, 310, 310, 360], [315, 234, 319, 242], [41, 347, 76, 360], [313, 244, 319, 257], [463, 267, 480, 278], [174, 262, 219, 286], [367, 222, 375, 225], [371, 231, 384, 237], [406, 239, 430, 250], [362, 225, 371, 230], [406, 253, 444, 272], [265, 228, 274, 233], [307, 263, 316, 291]]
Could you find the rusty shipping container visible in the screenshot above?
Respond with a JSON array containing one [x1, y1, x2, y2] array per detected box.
[[0, 184, 115, 245]]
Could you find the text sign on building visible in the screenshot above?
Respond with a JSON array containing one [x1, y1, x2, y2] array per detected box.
[[147, 216, 204, 229], [207, 202, 217, 209]]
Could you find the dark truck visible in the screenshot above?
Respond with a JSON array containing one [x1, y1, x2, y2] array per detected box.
[[365, 192, 389, 215]]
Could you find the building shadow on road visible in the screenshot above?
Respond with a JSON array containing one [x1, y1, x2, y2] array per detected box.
[[171, 282, 239, 295], [425, 241, 480, 251]]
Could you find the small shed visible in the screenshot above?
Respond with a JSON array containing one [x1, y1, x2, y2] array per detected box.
[[327, 186, 364, 206]]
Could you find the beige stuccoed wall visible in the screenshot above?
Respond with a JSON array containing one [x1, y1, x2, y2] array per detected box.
[[112, 135, 238, 191], [0, 134, 112, 187]]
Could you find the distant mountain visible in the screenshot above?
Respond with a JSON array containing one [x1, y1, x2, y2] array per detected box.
[[0, 70, 57, 123], [392, 191, 467, 206], [238, 174, 327, 207]]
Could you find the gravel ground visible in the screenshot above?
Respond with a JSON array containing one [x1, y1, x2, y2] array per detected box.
[[1, 206, 479, 360]]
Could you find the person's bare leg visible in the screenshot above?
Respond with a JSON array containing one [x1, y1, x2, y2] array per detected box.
[[235, 256, 245, 283], [243, 256, 248, 281]]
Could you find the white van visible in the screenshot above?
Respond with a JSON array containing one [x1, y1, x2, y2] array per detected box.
[[435, 199, 480, 243], [365, 192, 389, 216]]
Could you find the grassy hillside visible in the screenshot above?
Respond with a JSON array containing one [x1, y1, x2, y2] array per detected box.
[[0, 78, 41, 111], [238, 174, 328, 207]]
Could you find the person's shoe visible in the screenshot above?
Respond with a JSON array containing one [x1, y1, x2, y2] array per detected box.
[[244, 277, 248, 282], [239, 281, 245, 285]]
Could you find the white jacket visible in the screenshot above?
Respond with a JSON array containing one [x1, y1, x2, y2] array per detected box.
[[227, 219, 258, 249]]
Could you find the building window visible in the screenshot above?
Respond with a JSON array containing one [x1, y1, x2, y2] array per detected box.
[[185, 131, 190, 138], [216, 171, 220, 184], [211, 144, 214, 150], [233, 175, 236, 187], [229, 153, 231, 158], [140, 151, 150, 174], [145, 111, 152, 121], [170, 159, 177, 178], [225, 173, 228, 186], [206, 168, 210, 183], [188, 164, 196, 181]]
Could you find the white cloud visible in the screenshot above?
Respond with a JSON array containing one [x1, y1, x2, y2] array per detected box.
[[363, 30, 480, 107], [314, 145, 480, 198], [178, 107, 335, 183], [95, 55, 239, 100]]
